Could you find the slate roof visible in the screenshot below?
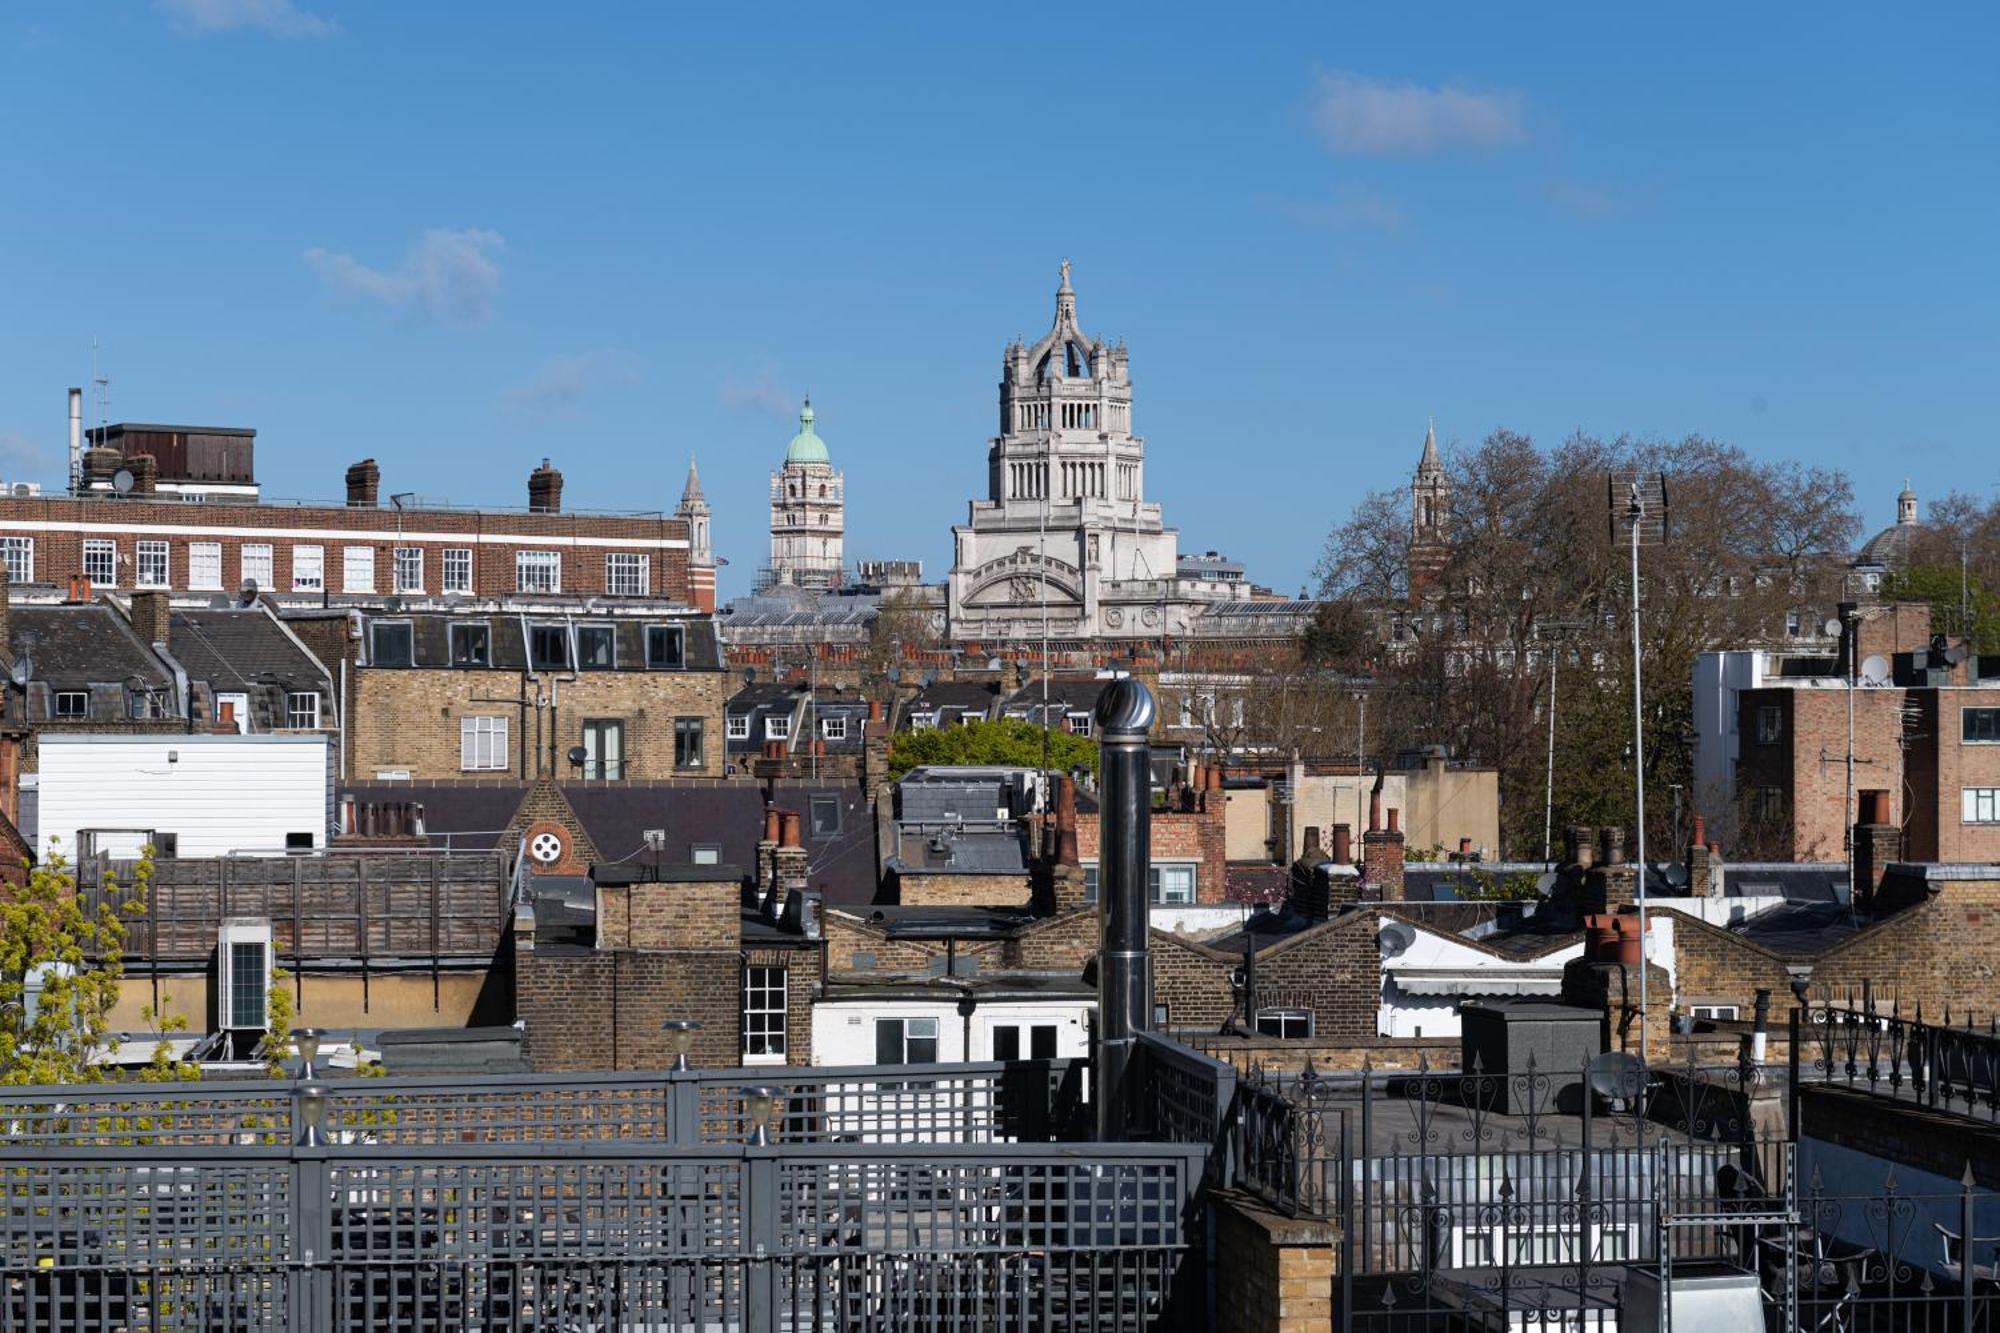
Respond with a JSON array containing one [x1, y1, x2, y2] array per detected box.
[[900, 681, 1001, 729], [353, 612, 723, 672], [170, 608, 329, 694], [9, 604, 174, 692], [1001, 678, 1113, 721], [1727, 901, 1869, 954]]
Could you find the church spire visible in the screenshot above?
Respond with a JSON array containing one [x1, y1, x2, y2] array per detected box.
[[680, 454, 705, 505], [1417, 417, 1441, 474]]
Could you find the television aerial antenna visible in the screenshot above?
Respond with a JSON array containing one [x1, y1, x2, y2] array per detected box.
[[1609, 469, 1669, 1039]]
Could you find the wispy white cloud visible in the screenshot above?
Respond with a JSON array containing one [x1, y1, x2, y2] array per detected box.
[[718, 369, 795, 417], [1278, 187, 1408, 233], [1311, 70, 1526, 157], [304, 228, 506, 325], [1544, 177, 1625, 221], [156, 0, 336, 38], [504, 351, 642, 413]]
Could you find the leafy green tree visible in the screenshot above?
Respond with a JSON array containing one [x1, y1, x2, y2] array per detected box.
[[889, 717, 1098, 779], [1881, 563, 2000, 653], [0, 848, 183, 1084]]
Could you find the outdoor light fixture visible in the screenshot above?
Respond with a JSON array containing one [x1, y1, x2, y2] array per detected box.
[[293, 1027, 323, 1080], [661, 1019, 702, 1071], [739, 1086, 780, 1145], [294, 1082, 328, 1147]]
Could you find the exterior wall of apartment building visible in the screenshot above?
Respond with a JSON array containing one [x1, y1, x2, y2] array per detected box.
[[1075, 795, 1229, 905], [1736, 686, 1907, 860], [0, 494, 702, 608], [348, 666, 727, 781]]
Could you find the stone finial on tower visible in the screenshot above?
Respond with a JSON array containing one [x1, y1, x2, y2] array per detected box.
[[1418, 417, 1442, 475], [1898, 479, 1918, 526], [1055, 257, 1076, 325]]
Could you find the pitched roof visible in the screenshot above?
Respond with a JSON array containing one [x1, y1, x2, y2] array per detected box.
[[9, 604, 174, 692], [169, 608, 329, 694]]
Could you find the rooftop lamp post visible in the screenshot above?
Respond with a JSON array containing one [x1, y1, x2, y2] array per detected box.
[[294, 1082, 328, 1148], [739, 1086, 780, 1146], [293, 1027, 323, 1081], [661, 1019, 702, 1072]]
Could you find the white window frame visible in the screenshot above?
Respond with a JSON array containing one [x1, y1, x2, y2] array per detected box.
[[1689, 1005, 1741, 1021], [726, 715, 752, 741], [286, 691, 321, 730], [1150, 862, 1197, 905], [393, 546, 424, 594], [765, 716, 791, 741], [442, 547, 473, 594], [1254, 1008, 1313, 1040], [516, 550, 561, 594], [2, 536, 33, 584], [460, 715, 510, 772], [188, 541, 223, 590], [910, 711, 937, 730], [822, 716, 848, 741], [342, 546, 375, 594], [135, 540, 169, 588], [1964, 788, 2000, 826], [1066, 711, 1094, 736], [241, 544, 273, 593], [53, 691, 90, 719], [605, 552, 650, 597], [742, 965, 787, 1063], [292, 545, 324, 592]]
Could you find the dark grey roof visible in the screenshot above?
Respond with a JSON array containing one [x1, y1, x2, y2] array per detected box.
[[901, 681, 1001, 727], [1002, 678, 1112, 716], [339, 783, 531, 852], [1856, 521, 1926, 569], [1724, 864, 1849, 904], [170, 608, 329, 694], [840, 904, 1040, 938], [821, 974, 1092, 1001], [9, 604, 174, 692], [889, 826, 1028, 875], [353, 612, 723, 672], [1728, 901, 1868, 954]]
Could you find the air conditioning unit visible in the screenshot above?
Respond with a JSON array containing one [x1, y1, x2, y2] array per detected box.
[[7, 481, 40, 498], [217, 919, 274, 1031]]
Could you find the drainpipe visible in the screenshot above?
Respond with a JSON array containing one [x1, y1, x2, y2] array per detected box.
[[1094, 676, 1155, 1142]]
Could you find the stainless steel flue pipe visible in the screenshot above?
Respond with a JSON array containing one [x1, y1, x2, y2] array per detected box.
[[1094, 677, 1155, 1141]]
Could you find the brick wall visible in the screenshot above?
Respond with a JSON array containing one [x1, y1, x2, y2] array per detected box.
[[1076, 792, 1229, 903], [597, 877, 742, 950], [893, 870, 1033, 908], [349, 666, 725, 780], [1151, 913, 1381, 1040], [517, 946, 741, 1071], [1737, 686, 1905, 860], [0, 494, 698, 606], [1213, 1195, 1338, 1333]]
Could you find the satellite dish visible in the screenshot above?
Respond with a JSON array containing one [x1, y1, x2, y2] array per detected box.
[[1376, 922, 1416, 958], [741, 666, 757, 686], [1860, 655, 1891, 687], [885, 667, 902, 683], [1823, 618, 1843, 639], [111, 469, 136, 495], [1586, 1051, 1648, 1109], [7, 652, 32, 688], [566, 745, 588, 768], [1534, 872, 1558, 897], [918, 670, 938, 688], [1945, 644, 1969, 666], [1663, 863, 1689, 891]]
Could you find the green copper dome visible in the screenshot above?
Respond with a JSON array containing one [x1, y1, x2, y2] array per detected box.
[[784, 399, 829, 465]]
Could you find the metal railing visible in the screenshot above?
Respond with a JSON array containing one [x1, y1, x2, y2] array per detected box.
[[1803, 998, 2000, 1124], [0, 1057, 1203, 1332], [0, 1059, 1087, 1148]]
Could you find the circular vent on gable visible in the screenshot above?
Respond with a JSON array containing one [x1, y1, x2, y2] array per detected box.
[[529, 830, 565, 864]]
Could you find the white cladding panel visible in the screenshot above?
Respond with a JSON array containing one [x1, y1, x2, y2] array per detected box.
[[38, 735, 327, 860], [811, 998, 1093, 1067]]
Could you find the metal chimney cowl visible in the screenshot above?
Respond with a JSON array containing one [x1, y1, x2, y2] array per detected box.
[[1093, 676, 1155, 1142]]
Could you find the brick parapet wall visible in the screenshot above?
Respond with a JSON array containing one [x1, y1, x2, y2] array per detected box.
[[1213, 1192, 1339, 1333]]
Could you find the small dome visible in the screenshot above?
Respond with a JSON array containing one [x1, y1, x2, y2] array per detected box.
[[784, 400, 829, 465]]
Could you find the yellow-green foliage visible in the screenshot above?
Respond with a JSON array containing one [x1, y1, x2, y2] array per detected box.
[[0, 846, 152, 1085]]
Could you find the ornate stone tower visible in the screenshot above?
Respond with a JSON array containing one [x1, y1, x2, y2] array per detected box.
[[1408, 419, 1450, 598], [765, 399, 845, 591], [674, 456, 715, 611]]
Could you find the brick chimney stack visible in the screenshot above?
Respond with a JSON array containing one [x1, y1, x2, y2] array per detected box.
[[529, 459, 564, 514], [346, 459, 381, 507], [1688, 814, 1726, 899], [1047, 773, 1089, 912], [1361, 807, 1406, 902], [127, 454, 158, 495], [773, 809, 809, 919], [0, 559, 11, 674], [1852, 788, 1900, 910], [130, 590, 170, 648]]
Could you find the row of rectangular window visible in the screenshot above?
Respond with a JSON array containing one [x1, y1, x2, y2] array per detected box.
[[30, 538, 652, 596], [457, 714, 705, 772], [1759, 705, 2000, 747], [52, 688, 320, 727], [370, 621, 688, 670], [725, 715, 850, 741]]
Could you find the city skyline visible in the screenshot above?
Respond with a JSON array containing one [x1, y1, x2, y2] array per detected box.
[[1, 4, 1994, 599]]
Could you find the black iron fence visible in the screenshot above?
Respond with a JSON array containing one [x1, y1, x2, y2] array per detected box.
[[1802, 996, 2000, 1125]]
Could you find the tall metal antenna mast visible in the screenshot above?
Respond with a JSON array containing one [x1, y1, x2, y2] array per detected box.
[[1609, 470, 1668, 1053]]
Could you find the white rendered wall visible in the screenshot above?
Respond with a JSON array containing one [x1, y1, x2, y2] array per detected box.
[[38, 734, 328, 861]]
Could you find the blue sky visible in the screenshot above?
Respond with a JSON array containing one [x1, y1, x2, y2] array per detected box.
[[1, 4, 1994, 598]]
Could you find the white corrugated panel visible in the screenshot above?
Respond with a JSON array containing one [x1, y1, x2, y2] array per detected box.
[[38, 735, 329, 861]]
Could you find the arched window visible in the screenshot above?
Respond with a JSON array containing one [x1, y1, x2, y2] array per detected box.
[[819, 484, 826, 497]]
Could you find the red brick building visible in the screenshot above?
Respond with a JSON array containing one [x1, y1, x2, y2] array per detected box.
[[0, 413, 714, 610]]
